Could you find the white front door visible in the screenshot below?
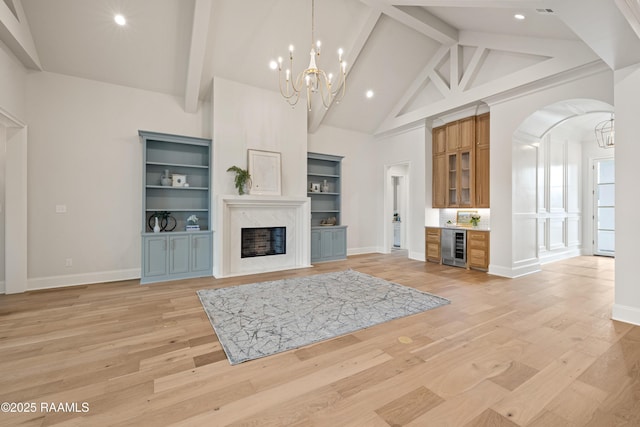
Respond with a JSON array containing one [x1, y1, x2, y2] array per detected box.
[[594, 158, 615, 257]]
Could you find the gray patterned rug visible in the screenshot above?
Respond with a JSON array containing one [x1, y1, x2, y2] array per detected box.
[[197, 269, 450, 365]]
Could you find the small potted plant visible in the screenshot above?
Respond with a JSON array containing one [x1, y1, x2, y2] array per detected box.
[[227, 166, 252, 195], [470, 213, 481, 227]]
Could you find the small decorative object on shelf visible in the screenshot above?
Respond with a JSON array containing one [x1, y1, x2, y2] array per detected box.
[[160, 169, 172, 186], [186, 214, 200, 231], [227, 166, 251, 195], [172, 174, 187, 187], [153, 217, 160, 233], [310, 182, 320, 192], [148, 211, 176, 232], [320, 216, 337, 226], [321, 179, 329, 193], [470, 214, 481, 227]]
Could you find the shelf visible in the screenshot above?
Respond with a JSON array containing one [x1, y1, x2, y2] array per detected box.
[[147, 185, 209, 191], [308, 192, 340, 196], [147, 161, 209, 169], [308, 173, 340, 178], [146, 208, 209, 212], [142, 230, 211, 236]]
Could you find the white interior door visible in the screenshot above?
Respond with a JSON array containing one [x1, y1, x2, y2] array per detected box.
[[594, 158, 615, 256]]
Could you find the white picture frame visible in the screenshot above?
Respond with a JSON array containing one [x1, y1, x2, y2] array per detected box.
[[248, 149, 282, 196]]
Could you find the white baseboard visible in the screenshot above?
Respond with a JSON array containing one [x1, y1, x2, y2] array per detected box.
[[539, 248, 582, 265], [409, 251, 425, 262], [489, 262, 541, 278], [347, 247, 378, 256], [28, 268, 141, 291], [612, 304, 640, 327]]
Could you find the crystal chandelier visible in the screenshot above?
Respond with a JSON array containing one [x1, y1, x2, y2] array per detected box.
[[595, 113, 615, 149], [270, 0, 346, 111]]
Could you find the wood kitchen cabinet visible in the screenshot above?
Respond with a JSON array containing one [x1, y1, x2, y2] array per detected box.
[[431, 114, 489, 208], [467, 229, 490, 270], [425, 227, 442, 263], [432, 125, 447, 208], [475, 113, 490, 208]]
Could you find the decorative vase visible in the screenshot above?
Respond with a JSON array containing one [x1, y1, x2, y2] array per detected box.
[[160, 169, 171, 186], [321, 179, 329, 193], [153, 217, 160, 233]]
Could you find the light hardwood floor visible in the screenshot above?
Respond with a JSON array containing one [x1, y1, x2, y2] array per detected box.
[[0, 253, 633, 426]]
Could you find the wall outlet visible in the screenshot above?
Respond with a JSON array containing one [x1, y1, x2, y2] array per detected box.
[[65, 258, 72, 267], [56, 205, 67, 213]]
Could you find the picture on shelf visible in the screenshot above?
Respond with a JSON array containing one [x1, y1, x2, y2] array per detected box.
[[310, 182, 320, 192], [172, 174, 187, 187]]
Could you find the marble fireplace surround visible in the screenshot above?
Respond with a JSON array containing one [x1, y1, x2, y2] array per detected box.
[[220, 196, 311, 277]]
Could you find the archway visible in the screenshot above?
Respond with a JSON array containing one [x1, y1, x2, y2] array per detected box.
[[511, 98, 614, 272]]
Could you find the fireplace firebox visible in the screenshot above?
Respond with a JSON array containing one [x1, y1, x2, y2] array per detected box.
[[241, 227, 286, 258]]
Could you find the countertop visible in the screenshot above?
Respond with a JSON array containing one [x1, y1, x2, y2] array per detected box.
[[426, 225, 491, 231]]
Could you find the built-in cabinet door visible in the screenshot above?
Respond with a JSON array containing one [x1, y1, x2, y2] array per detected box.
[[458, 117, 476, 150], [169, 235, 190, 275], [144, 236, 168, 278], [191, 233, 211, 273], [331, 228, 347, 257], [433, 126, 447, 154], [446, 121, 459, 151], [425, 227, 441, 263], [458, 150, 473, 207], [310, 229, 322, 261], [467, 230, 489, 270], [433, 154, 446, 208], [475, 113, 490, 207], [447, 153, 458, 207], [320, 230, 334, 259]]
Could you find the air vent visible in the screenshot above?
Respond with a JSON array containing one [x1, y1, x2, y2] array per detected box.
[[536, 8, 555, 14]]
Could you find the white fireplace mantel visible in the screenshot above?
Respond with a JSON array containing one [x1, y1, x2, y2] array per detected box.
[[217, 195, 311, 277]]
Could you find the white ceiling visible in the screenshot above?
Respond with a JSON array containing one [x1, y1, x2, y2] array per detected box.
[[11, 0, 640, 134]]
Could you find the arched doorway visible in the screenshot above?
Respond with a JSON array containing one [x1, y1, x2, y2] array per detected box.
[[512, 99, 614, 269]]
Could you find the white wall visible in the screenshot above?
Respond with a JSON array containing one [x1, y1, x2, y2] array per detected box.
[[374, 125, 427, 260], [0, 41, 26, 121], [212, 77, 307, 199], [308, 124, 377, 254], [488, 69, 613, 277], [535, 134, 582, 264], [25, 71, 207, 289], [612, 64, 640, 325]]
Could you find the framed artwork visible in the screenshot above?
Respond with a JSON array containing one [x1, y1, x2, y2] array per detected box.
[[248, 149, 282, 195], [456, 210, 477, 227], [309, 182, 320, 192]]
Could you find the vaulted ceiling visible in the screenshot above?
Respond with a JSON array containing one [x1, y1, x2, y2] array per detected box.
[[5, 0, 640, 135]]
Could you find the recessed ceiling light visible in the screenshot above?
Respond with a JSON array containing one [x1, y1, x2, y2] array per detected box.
[[114, 14, 126, 26], [366, 90, 374, 99], [514, 13, 525, 20]]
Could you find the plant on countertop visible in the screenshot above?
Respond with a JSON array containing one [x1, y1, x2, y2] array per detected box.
[[227, 166, 252, 195], [470, 214, 481, 226]]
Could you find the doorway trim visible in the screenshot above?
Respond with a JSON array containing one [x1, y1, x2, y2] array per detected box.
[[383, 161, 410, 254], [1, 106, 28, 294]]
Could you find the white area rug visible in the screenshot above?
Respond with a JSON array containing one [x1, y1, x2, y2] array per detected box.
[[197, 269, 450, 365]]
